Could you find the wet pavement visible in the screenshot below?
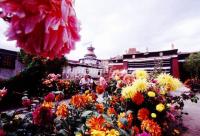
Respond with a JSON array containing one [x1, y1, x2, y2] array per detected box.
[[182, 94, 200, 136]]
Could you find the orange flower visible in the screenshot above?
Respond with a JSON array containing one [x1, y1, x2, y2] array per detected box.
[[137, 108, 150, 121], [56, 102, 68, 118], [96, 103, 104, 113], [96, 85, 105, 94], [141, 119, 162, 136], [70, 93, 96, 108], [55, 93, 64, 101], [107, 107, 117, 116], [86, 115, 107, 131], [42, 101, 53, 109], [131, 92, 144, 105]]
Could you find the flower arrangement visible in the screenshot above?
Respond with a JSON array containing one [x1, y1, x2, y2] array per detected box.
[[0, 70, 199, 136], [0, 0, 80, 59]]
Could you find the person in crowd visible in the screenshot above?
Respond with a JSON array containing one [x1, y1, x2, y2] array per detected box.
[[79, 74, 93, 93]]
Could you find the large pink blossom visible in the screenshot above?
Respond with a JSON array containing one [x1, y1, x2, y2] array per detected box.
[[0, 0, 80, 59]]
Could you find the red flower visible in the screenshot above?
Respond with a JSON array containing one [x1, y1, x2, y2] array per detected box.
[[44, 93, 55, 102], [32, 106, 53, 126], [132, 92, 144, 105], [22, 98, 32, 107], [107, 107, 117, 116], [137, 108, 150, 121], [131, 126, 140, 135], [0, 87, 7, 98], [0, 129, 6, 136], [0, 0, 80, 59], [96, 103, 104, 113], [96, 85, 105, 94]]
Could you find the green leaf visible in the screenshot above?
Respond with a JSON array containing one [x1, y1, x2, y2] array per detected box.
[[119, 118, 128, 126], [58, 129, 68, 136], [119, 128, 129, 136], [81, 110, 93, 118], [102, 114, 113, 125]]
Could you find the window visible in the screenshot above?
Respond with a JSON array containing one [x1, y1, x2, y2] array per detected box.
[[86, 68, 89, 74], [98, 70, 101, 75]]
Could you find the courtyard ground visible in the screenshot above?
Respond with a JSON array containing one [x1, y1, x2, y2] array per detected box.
[[183, 93, 200, 135]]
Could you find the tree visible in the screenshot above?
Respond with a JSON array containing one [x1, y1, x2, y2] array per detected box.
[[185, 52, 200, 79], [0, 50, 67, 111]]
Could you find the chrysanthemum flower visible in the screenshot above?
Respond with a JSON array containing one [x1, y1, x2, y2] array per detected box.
[[0, 0, 80, 59], [44, 92, 55, 102], [22, 98, 32, 107], [42, 101, 54, 109], [106, 129, 120, 136], [109, 96, 120, 106], [96, 103, 104, 113], [141, 119, 162, 136], [156, 73, 181, 91], [123, 74, 134, 85], [86, 115, 107, 131], [70, 93, 96, 108], [121, 86, 137, 99], [107, 107, 117, 116], [133, 70, 148, 79], [32, 106, 53, 126], [90, 129, 106, 136], [147, 91, 156, 97], [137, 108, 150, 121], [131, 126, 140, 135], [151, 113, 157, 118], [132, 79, 148, 92], [132, 92, 144, 105], [156, 103, 165, 112], [56, 102, 68, 118], [96, 85, 105, 94]]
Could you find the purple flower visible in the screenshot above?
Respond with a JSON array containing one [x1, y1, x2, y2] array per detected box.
[[137, 131, 151, 136]]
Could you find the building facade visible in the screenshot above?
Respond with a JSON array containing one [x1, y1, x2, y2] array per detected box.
[[123, 49, 180, 78], [108, 48, 192, 81], [63, 46, 103, 79], [0, 49, 24, 80]]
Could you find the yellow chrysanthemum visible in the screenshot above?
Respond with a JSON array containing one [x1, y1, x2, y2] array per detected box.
[[148, 91, 156, 97], [132, 79, 148, 92], [156, 73, 181, 91], [91, 129, 106, 136], [133, 70, 148, 79], [121, 86, 137, 99], [156, 103, 165, 112], [151, 113, 157, 118], [106, 129, 120, 136]]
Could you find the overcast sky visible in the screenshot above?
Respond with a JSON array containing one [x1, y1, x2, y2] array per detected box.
[[0, 0, 200, 60]]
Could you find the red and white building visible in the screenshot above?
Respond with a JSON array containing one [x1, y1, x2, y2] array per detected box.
[[108, 48, 192, 80]]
